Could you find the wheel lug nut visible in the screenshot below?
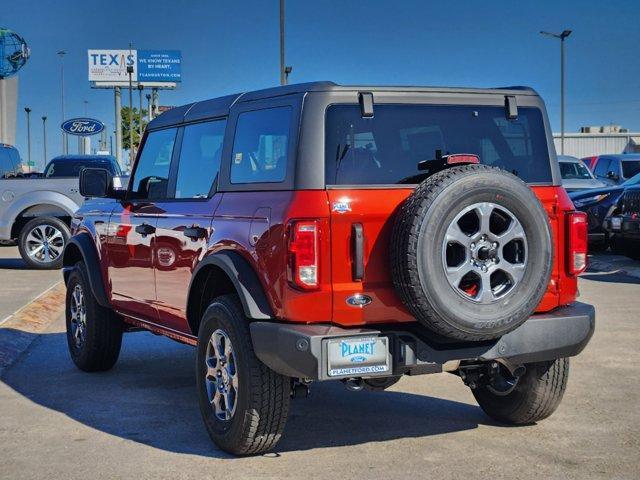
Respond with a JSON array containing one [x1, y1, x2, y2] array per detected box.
[[481, 265, 488, 272], [470, 243, 476, 249], [492, 242, 498, 248]]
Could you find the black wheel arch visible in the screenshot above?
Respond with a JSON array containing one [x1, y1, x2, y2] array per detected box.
[[62, 233, 110, 308], [186, 251, 273, 336]]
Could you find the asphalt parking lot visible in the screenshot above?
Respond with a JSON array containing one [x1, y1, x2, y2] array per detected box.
[[0, 249, 639, 480]]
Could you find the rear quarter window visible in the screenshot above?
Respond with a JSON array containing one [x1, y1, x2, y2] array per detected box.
[[325, 104, 553, 185], [230, 106, 291, 184]]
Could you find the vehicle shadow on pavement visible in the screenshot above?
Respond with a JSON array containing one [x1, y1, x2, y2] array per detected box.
[[0, 257, 28, 270], [580, 270, 640, 285], [1, 328, 490, 457]]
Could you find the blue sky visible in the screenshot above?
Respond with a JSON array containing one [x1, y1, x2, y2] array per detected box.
[[5, 0, 640, 168]]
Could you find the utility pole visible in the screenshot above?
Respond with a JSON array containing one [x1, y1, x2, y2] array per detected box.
[[24, 107, 31, 173], [57, 50, 68, 154], [146, 94, 151, 123], [540, 30, 572, 155], [114, 86, 122, 168], [138, 84, 144, 142], [127, 43, 135, 165], [279, 0, 285, 85], [42, 116, 47, 167]]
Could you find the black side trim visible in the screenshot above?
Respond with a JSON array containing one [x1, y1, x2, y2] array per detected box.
[[189, 251, 273, 320], [351, 223, 364, 281], [63, 234, 110, 307]]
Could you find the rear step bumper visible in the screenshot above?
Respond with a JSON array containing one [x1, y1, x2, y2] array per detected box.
[[250, 302, 595, 381]]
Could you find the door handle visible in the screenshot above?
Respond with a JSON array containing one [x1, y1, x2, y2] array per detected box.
[[183, 226, 207, 240], [351, 223, 364, 281], [135, 223, 156, 236]]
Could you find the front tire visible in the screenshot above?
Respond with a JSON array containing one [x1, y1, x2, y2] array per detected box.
[[65, 262, 123, 371], [196, 294, 290, 455], [472, 358, 569, 424]]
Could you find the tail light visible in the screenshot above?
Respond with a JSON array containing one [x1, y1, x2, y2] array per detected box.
[[287, 220, 319, 290], [567, 211, 588, 275]]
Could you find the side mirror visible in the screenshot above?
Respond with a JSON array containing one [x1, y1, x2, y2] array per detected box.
[[80, 168, 118, 198], [606, 171, 619, 181]]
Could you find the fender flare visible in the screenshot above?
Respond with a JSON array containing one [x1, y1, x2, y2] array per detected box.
[[62, 234, 110, 308], [189, 251, 273, 320]]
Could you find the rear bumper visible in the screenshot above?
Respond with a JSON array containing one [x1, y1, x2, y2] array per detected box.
[[250, 302, 595, 381]]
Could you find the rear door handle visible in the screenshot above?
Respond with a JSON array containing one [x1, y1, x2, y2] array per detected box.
[[183, 226, 207, 240], [135, 223, 156, 235], [351, 223, 364, 281]]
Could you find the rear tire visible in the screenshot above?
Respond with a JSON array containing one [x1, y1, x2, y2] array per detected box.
[[65, 262, 123, 372], [472, 358, 569, 424], [196, 294, 290, 455], [18, 216, 70, 269]]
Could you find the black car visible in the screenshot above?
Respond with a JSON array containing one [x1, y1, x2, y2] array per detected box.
[[603, 184, 640, 259], [44, 154, 122, 178], [569, 172, 640, 249]]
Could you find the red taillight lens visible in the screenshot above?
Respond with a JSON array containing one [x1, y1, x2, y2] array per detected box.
[[287, 220, 319, 290], [567, 211, 588, 275]]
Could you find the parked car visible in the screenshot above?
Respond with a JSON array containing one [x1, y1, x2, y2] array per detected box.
[[603, 184, 640, 259], [558, 155, 606, 191], [590, 154, 640, 185], [0, 153, 127, 269], [0, 144, 24, 179], [44, 154, 122, 178], [570, 171, 640, 249], [63, 82, 594, 455]]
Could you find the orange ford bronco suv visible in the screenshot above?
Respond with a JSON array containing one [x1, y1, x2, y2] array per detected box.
[[63, 82, 594, 455]]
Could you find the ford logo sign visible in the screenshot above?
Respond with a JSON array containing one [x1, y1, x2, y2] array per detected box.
[[346, 294, 373, 307], [60, 118, 105, 136]]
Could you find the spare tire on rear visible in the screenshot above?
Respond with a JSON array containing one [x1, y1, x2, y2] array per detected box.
[[391, 164, 553, 341]]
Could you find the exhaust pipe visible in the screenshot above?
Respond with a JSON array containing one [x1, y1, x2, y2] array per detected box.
[[343, 377, 364, 392]]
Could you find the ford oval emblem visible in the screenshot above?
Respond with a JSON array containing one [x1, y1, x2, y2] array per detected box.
[[346, 294, 373, 307], [60, 117, 105, 137]]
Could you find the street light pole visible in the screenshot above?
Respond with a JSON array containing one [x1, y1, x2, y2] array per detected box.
[[57, 50, 67, 155], [127, 43, 135, 166], [138, 84, 144, 141], [146, 94, 151, 123], [42, 116, 47, 167], [279, 0, 285, 85], [540, 29, 572, 155], [24, 107, 31, 173]]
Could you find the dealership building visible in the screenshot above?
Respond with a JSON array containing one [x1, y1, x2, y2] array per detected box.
[[553, 125, 640, 158]]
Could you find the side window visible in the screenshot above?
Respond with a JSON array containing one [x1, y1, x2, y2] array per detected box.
[[174, 119, 226, 199], [594, 158, 610, 178], [230, 106, 291, 184], [130, 128, 177, 199]]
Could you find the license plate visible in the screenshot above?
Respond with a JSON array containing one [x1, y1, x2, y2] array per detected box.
[[611, 217, 622, 230], [326, 336, 389, 377]]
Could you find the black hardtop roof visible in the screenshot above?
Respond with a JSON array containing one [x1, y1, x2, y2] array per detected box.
[[147, 81, 539, 129]]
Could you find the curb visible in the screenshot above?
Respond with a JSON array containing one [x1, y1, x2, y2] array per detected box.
[[0, 281, 66, 378]]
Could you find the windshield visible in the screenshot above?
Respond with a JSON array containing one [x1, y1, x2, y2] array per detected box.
[[622, 160, 640, 179], [623, 171, 640, 186], [560, 161, 593, 180], [325, 104, 552, 185]]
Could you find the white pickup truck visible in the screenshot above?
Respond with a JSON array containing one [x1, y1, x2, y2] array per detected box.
[[0, 147, 127, 269]]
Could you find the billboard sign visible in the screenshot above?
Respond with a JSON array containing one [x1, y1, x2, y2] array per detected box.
[[88, 50, 137, 82], [61, 118, 105, 136], [137, 50, 181, 83]]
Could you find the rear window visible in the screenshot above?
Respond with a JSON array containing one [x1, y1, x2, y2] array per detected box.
[[325, 104, 552, 185], [45, 158, 119, 177], [622, 160, 640, 179]]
